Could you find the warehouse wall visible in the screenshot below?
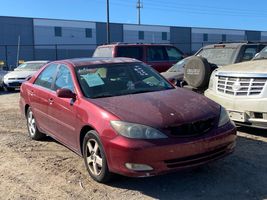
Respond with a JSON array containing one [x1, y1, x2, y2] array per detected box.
[[170, 27, 191, 55], [96, 22, 123, 45], [33, 19, 97, 59], [123, 24, 170, 44], [191, 28, 245, 53], [0, 16, 34, 68]]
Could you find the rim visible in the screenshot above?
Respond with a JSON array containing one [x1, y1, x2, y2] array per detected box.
[[27, 110, 36, 136], [86, 139, 103, 176]]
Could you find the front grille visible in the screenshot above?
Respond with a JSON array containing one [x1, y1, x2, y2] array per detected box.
[[164, 117, 215, 137], [8, 78, 25, 80], [217, 76, 267, 96], [164, 144, 230, 168], [8, 82, 22, 87]]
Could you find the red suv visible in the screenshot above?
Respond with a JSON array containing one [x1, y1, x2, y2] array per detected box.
[[93, 43, 184, 72]]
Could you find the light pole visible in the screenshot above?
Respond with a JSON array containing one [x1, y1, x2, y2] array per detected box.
[[106, 0, 110, 44]]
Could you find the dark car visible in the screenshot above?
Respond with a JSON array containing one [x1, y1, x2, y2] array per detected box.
[[162, 42, 267, 91], [20, 57, 236, 183], [93, 43, 184, 72]]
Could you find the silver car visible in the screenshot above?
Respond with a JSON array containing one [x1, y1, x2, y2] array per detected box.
[[3, 61, 49, 91]]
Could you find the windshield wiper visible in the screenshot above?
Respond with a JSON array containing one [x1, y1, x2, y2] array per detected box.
[[91, 92, 114, 98]]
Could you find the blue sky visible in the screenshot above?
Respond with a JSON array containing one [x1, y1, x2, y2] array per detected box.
[[1, 0, 267, 31]]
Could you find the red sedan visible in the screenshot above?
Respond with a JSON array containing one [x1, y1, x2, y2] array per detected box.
[[19, 57, 236, 183]]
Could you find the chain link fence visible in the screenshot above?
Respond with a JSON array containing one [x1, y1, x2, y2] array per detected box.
[[0, 42, 216, 71]]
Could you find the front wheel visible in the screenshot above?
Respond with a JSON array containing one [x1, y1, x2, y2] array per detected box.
[[26, 107, 45, 140], [83, 130, 112, 183]]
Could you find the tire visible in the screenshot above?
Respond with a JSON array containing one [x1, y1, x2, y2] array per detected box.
[[26, 107, 45, 140], [184, 56, 212, 89], [83, 130, 112, 183]]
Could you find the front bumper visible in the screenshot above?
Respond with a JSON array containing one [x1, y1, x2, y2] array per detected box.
[[104, 122, 236, 177], [205, 89, 267, 129], [3, 79, 25, 89]]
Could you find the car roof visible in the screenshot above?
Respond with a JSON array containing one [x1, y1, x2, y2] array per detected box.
[[59, 57, 141, 67], [203, 42, 267, 49], [23, 60, 50, 64], [96, 43, 175, 48]]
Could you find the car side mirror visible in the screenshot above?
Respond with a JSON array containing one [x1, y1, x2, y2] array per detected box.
[[56, 88, 76, 99]]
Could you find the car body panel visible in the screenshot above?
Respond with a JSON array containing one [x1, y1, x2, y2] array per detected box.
[[204, 58, 267, 129], [90, 88, 220, 128], [20, 57, 236, 177], [3, 61, 49, 89], [93, 44, 184, 73]]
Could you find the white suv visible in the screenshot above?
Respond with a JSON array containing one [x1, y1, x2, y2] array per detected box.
[[205, 47, 267, 129]]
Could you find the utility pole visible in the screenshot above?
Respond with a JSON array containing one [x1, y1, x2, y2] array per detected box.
[[136, 0, 143, 25], [16, 35, 20, 68], [106, 0, 110, 44]]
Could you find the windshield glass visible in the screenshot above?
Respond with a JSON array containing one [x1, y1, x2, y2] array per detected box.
[[253, 47, 267, 60], [76, 63, 174, 98], [167, 59, 187, 72], [197, 48, 236, 66], [16, 62, 46, 71]]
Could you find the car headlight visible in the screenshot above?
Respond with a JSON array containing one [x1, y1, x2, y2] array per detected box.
[[208, 70, 217, 91], [110, 121, 167, 139], [218, 107, 230, 127]]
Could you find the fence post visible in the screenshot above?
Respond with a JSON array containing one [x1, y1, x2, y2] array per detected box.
[[5, 45, 8, 70], [55, 44, 58, 60]]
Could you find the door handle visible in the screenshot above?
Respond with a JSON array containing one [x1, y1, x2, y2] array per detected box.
[[48, 98, 54, 104], [29, 90, 34, 96]]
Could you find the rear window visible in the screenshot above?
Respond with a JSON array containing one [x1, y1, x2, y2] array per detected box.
[[93, 47, 113, 57], [197, 48, 236, 66], [117, 46, 143, 60]]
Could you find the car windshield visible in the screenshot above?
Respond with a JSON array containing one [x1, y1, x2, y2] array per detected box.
[[16, 63, 46, 71], [197, 47, 236, 66], [253, 46, 267, 60], [76, 63, 174, 98], [167, 59, 187, 72]]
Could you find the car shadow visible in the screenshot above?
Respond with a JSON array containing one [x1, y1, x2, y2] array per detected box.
[[107, 136, 267, 200], [0, 90, 20, 95], [237, 126, 267, 138]]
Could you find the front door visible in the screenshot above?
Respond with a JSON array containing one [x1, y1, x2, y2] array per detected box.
[[46, 64, 78, 149]]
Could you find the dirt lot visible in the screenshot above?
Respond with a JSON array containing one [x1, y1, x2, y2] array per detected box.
[[0, 92, 266, 200]]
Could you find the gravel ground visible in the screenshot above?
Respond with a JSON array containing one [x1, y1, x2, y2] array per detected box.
[[0, 92, 266, 200]]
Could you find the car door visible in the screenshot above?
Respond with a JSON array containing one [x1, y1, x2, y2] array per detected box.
[[29, 63, 58, 133], [46, 64, 78, 149]]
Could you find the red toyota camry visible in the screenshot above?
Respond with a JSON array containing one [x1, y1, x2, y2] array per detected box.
[[19, 57, 236, 183]]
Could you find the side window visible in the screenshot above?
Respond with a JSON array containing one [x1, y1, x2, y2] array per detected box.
[[166, 47, 183, 61], [54, 65, 74, 92], [241, 46, 257, 61], [34, 64, 58, 90], [117, 46, 143, 60], [147, 46, 168, 62]]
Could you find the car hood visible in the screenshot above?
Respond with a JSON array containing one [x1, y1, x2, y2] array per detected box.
[[89, 88, 220, 128], [4, 70, 37, 79], [217, 60, 267, 74], [161, 71, 183, 80]]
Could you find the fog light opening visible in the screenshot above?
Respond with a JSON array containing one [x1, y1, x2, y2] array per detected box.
[[125, 163, 153, 171]]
